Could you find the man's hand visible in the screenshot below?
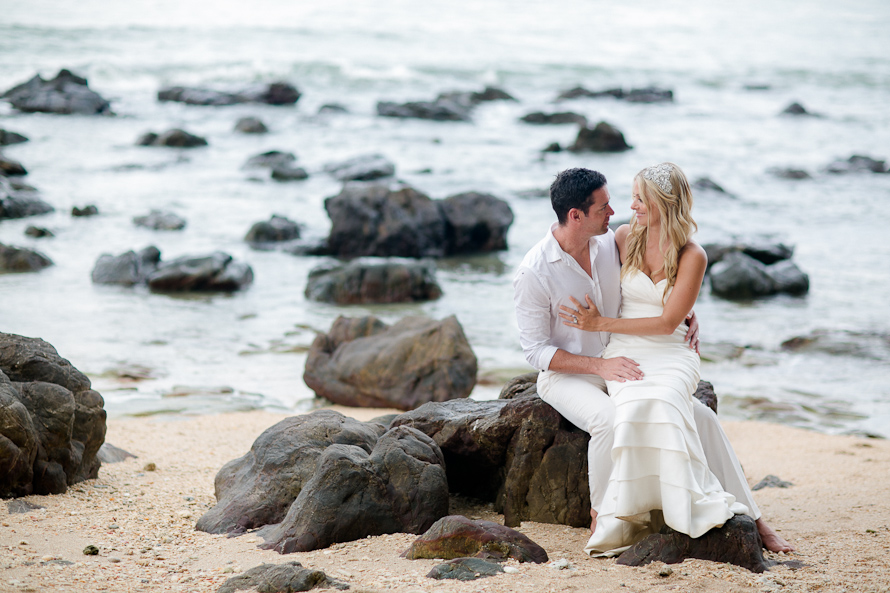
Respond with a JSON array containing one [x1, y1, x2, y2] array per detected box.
[[685, 310, 700, 354], [593, 356, 643, 382]]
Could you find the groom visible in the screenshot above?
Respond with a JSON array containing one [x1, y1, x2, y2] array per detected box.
[[512, 167, 793, 552]]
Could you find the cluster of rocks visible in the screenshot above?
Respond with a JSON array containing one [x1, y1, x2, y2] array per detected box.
[[557, 85, 673, 103], [704, 242, 809, 300], [377, 86, 515, 122], [0, 332, 107, 497], [91, 247, 253, 292], [1, 69, 111, 115], [157, 82, 301, 106]]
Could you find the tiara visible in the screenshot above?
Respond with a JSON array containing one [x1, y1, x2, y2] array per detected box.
[[642, 163, 673, 194]]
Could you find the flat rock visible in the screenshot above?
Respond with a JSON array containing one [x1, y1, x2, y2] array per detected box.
[[520, 111, 587, 125], [0, 243, 53, 273], [426, 557, 505, 581], [24, 226, 54, 238], [323, 153, 395, 182], [436, 86, 516, 108], [825, 154, 888, 174], [217, 561, 348, 593], [767, 167, 811, 180], [305, 259, 442, 304], [243, 150, 297, 170], [146, 251, 253, 292], [91, 246, 161, 286], [568, 121, 632, 152], [158, 82, 300, 106], [136, 129, 207, 148], [2, 69, 111, 115], [403, 515, 548, 563], [271, 164, 309, 181], [132, 210, 186, 231], [377, 99, 471, 122]]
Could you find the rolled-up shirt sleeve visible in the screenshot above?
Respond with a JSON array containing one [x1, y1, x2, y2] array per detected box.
[[513, 267, 557, 371]]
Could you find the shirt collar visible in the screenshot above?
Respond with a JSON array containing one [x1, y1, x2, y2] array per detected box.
[[545, 222, 600, 264]]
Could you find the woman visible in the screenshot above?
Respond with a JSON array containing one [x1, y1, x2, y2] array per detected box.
[[559, 163, 750, 556]]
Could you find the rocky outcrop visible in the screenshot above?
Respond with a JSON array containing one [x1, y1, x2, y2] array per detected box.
[[218, 562, 348, 593], [616, 515, 770, 573], [233, 116, 268, 134], [403, 515, 548, 563], [0, 332, 106, 497], [244, 215, 300, 246], [825, 154, 888, 174], [0, 177, 54, 221], [305, 260, 442, 304], [323, 153, 395, 182], [136, 129, 208, 148], [520, 111, 587, 125], [557, 86, 673, 103], [91, 248, 252, 292], [568, 121, 632, 152], [132, 210, 186, 231], [304, 315, 477, 410], [709, 251, 809, 299], [91, 246, 161, 286], [0, 243, 53, 273], [1, 69, 111, 115], [158, 82, 300, 106], [0, 129, 29, 146]]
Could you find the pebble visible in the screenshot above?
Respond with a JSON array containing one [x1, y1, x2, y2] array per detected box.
[[504, 566, 520, 574], [109, 557, 121, 563], [144, 462, 157, 471], [83, 545, 99, 556], [549, 558, 570, 570], [659, 566, 674, 577]]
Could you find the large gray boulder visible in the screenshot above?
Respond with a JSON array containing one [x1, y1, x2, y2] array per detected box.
[[0, 333, 106, 497], [709, 251, 809, 299], [303, 315, 477, 410], [91, 246, 161, 286], [136, 129, 207, 148], [569, 121, 632, 152], [305, 260, 442, 304], [146, 251, 253, 292], [0, 243, 53, 273], [825, 154, 888, 174], [244, 215, 301, 246], [440, 192, 513, 254], [1, 69, 111, 115], [158, 82, 300, 106]]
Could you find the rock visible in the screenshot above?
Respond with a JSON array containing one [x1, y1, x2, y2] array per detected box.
[[304, 315, 476, 410], [703, 242, 793, 267], [779, 329, 890, 359], [258, 425, 449, 553], [0, 332, 106, 497], [218, 562, 348, 593], [136, 129, 208, 148], [439, 192, 514, 254], [694, 380, 719, 415], [752, 474, 793, 490], [377, 100, 472, 122], [24, 226, 53, 238], [71, 205, 99, 217], [568, 121, 632, 152], [0, 244, 53, 273], [0, 129, 29, 146], [1, 69, 111, 115], [318, 103, 348, 114], [146, 251, 253, 292], [781, 102, 809, 115], [233, 116, 268, 134], [436, 86, 516, 108], [624, 87, 673, 103], [237, 82, 302, 105], [616, 515, 770, 573], [305, 260, 442, 304], [132, 210, 186, 231], [270, 164, 309, 181], [244, 215, 301, 245], [520, 111, 588, 125], [323, 153, 395, 182], [765, 260, 809, 295], [243, 150, 296, 170], [426, 557, 505, 581], [82, 545, 99, 556], [7, 500, 44, 513], [158, 82, 300, 106], [323, 181, 446, 259], [0, 153, 27, 176], [0, 178, 54, 220], [96, 443, 136, 464], [542, 142, 562, 152], [692, 177, 730, 194], [556, 86, 623, 100], [91, 246, 161, 286], [197, 410, 384, 535], [767, 167, 811, 180], [825, 154, 888, 174], [404, 515, 548, 563], [709, 251, 808, 299]]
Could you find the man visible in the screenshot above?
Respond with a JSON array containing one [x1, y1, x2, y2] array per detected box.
[[513, 167, 792, 553]]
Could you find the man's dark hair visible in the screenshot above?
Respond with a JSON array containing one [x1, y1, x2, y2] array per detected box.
[[550, 168, 608, 225]]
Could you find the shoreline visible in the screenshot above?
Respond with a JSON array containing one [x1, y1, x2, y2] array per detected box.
[[2, 408, 888, 593]]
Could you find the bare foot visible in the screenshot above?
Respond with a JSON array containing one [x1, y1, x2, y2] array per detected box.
[[756, 518, 795, 553], [590, 509, 598, 534]]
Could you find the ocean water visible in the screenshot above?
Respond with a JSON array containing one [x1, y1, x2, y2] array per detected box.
[[1, 0, 889, 437]]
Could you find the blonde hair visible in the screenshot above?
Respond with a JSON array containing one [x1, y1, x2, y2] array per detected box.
[[622, 162, 697, 300]]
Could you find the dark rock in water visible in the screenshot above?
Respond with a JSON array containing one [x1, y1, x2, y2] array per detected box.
[[0, 153, 27, 176], [0, 332, 106, 497], [136, 129, 208, 148], [569, 121, 632, 152], [436, 86, 516, 108], [91, 246, 161, 286], [426, 557, 505, 581], [233, 116, 268, 134], [72, 205, 99, 217], [768, 167, 811, 179], [245, 215, 301, 245], [242, 150, 296, 170], [1, 69, 111, 115], [24, 226, 54, 238], [744, 83, 771, 90], [692, 177, 730, 194], [237, 82, 301, 105], [624, 87, 673, 103], [781, 102, 810, 115], [377, 100, 472, 122], [825, 154, 888, 174], [542, 142, 562, 152], [752, 474, 793, 491], [323, 181, 446, 259], [304, 315, 477, 410], [0, 129, 29, 146], [158, 82, 300, 106], [556, 86, 623, 100], [703, 242, 793, 267], [132, 210, 186, 231], [520, 111, 588, 125], [196, 410, 384, 535], [780, 328, 890, 360], [1, 178, 54, 220], [218, 562, 348, 593], [440, 192, 513, 255], [270, 164, 309, 181], [765, 260, 809, 295], [97, 442, 136, 464], [258, 425, 449, 553], [709, 251, 808, 299], [305, 259, 442, 304], [146, 251, 253, 292], [323, 153, 395, 182], [318, 103, 348, 114], [404, 515, 548, 563], [0, 243, 53, 273], [617, 515, 770, 573]]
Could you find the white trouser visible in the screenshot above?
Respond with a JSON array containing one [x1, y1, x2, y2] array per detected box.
[[536, 370, 761, 519]]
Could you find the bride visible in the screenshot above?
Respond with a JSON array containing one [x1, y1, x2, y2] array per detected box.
[[559, 162, 750, 555]]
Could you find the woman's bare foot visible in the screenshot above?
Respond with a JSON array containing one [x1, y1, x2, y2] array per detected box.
[[756, 518, 795, 553], [590, 509, 598, 534]]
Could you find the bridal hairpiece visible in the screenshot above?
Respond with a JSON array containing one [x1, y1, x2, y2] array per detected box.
[[643, 163, 673, 194]]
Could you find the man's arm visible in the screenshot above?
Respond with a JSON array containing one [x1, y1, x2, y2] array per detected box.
[[548, 349, 643, 382]]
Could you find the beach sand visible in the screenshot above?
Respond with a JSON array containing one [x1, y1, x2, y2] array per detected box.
[[2, 407, 888, 593]]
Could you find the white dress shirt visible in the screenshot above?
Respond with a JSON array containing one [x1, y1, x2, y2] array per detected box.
[[513, 224, 621, 371]]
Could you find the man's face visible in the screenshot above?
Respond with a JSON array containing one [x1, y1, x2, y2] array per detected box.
[[581, 186, 614, 236]]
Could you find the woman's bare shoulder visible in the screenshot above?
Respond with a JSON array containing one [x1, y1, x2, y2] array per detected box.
[[679, 240, 707, 268], [614, 224, 631, 244]]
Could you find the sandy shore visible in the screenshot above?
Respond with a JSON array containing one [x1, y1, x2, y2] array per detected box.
[[2, 406, 888, 593]]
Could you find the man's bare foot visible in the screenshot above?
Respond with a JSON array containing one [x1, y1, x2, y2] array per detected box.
[[590, 509, 598, 534], [755, 518, 795, 553]]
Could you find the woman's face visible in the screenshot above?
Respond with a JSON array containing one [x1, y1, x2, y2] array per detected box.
[[631, 182, 659, 227]]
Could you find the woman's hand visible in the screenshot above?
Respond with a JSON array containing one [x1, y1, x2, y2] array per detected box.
[[558, 295, 603, 332]]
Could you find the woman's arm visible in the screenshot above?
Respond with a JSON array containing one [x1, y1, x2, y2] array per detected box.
[[614, 224, 630, 264], [560, 242, 708, 336]]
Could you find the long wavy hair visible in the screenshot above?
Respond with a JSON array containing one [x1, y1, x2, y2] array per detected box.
[[622, 162, 697, 301]]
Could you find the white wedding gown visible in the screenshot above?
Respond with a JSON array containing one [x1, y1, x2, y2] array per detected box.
[[585, 270, 748, 556]]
